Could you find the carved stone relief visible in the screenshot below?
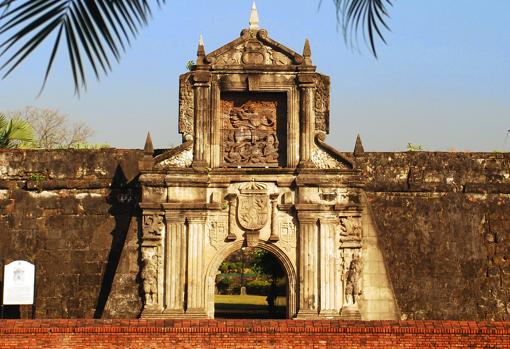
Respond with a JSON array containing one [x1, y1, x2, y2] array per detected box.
[[237, 182, 269, 231], [179, 74, 194, 137], [279, 216, 297, 253], [339, 216, 362, 246], [141, 250, 159, 306], [207, 219, 228, 250], [314, 75, 330, 133], [311, 146, 346, 169], [341, 250, 362, 306], [143, 215, 164, 236], [222, 99, 279, 167], [344, 253, 362, 306], [214, 41, 292, 66]]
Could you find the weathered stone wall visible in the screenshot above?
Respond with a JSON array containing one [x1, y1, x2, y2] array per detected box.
[[0, 149, 143, 318], [354, 152, 510, 321], [0, 149, 508, 320]]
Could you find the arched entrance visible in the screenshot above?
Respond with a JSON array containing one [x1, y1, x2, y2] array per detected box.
[[205, 240, 297, 319]]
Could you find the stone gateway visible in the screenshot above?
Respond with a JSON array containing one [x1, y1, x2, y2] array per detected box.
[[138, 8, 399, 320]]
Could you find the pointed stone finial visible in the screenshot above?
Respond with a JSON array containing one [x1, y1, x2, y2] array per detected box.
[[249, 2, 259, 30], [303, 38, 312, 65], [144, 132, 154, 155], [353, 134, 365, 156], [196, 34, 206, 64]]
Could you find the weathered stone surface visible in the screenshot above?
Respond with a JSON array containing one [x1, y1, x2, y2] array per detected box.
[[0, 149, 142, 319]]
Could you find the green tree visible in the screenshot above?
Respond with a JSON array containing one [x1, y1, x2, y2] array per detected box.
[[0, 113, 35, 148], [0, 0, 391, 93]]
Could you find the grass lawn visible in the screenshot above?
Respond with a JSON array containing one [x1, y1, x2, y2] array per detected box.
[[215, 294, 268, 305], [214, 295, 286, 319]]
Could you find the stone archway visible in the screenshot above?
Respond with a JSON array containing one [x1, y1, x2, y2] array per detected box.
[[205, 240, 297, 319]]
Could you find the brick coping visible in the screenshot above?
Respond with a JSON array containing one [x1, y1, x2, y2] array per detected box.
[[0, 320, 509, 335]]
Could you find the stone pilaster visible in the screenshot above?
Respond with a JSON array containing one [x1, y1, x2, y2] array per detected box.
[[192, 71, 211, 169], [319, 215, 341, 318], [298, 74, 316, 168], [163, 212, 186, 316], [296, 213, 319, 318], [186, 214, 207, 317]]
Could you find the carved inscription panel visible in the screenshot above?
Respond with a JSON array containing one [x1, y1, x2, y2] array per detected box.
[[221, 93, 286, 167]]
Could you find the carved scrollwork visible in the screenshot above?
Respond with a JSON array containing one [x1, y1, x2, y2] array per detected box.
[[143, 215, 164, 236]]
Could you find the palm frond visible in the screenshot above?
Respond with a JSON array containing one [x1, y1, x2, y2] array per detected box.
[[0, 0, 166, 94], [0, 113, 35, 148], [331, 0, 392, 58]]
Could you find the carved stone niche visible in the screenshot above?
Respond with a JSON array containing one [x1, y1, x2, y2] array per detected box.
[[221, 92, 287, 167]]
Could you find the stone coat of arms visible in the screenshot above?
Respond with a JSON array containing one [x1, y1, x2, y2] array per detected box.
[[237, 182, 269, 231]]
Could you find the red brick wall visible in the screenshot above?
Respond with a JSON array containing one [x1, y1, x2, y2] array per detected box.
[[0, 320, 509, 348]]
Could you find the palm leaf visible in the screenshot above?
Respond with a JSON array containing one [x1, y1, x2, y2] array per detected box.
[[0, 0, 166, 94], [0, 113, 35, 148], [331, 0, 392, 57]]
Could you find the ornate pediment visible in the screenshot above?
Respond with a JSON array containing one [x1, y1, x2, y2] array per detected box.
[[205, 29, 304, 67]]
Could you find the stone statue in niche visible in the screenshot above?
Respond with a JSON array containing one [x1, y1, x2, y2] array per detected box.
[[141, 254, 158, 305], [345, 254, 362, 305], [222, 100, 279, 167], [143, 215, 164, 236]]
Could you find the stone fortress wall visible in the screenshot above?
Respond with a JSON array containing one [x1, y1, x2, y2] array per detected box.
[[0, 149, 508, 320]]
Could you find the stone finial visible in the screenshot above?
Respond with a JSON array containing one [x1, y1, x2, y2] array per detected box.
[[196, 34, 205, 64], [144, 132, 154, 155], [249, 2, 260, 30], [353, 134, 365, 156], [303, 38, 312, 65]]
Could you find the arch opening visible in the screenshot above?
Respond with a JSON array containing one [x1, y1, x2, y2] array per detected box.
[[205, 241, 297, 319], [214, 247, 287, 319]]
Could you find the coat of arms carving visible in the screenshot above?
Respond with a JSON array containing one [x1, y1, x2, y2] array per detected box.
[[237, 182, 269, 231]]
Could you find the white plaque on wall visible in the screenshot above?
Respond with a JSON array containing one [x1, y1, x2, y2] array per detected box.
[[2, 260, 35, 305]]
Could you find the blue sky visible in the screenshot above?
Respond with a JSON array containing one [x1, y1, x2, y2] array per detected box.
[[1, 0, 509, 151]]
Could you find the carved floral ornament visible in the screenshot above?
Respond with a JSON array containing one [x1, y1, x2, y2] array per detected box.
[[143, 215, 165, 235]]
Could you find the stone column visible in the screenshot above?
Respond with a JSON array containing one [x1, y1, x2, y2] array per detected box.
[[163, 212, 186, 316], [186, 214, 207, 317], [298, 74, 316, 168], [192, 71, 211, 168], [225, 194, 237, 241], [296, 213, 319, 318], [269, 193, 279, 241], [319, 215, 341, 318]]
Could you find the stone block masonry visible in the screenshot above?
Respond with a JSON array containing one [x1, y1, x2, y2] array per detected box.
[[1, 149, 509, 320], [0, 319, 509, 348]]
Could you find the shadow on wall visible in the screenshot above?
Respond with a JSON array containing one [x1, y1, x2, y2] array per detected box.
[[93, 165, 140, 319]]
